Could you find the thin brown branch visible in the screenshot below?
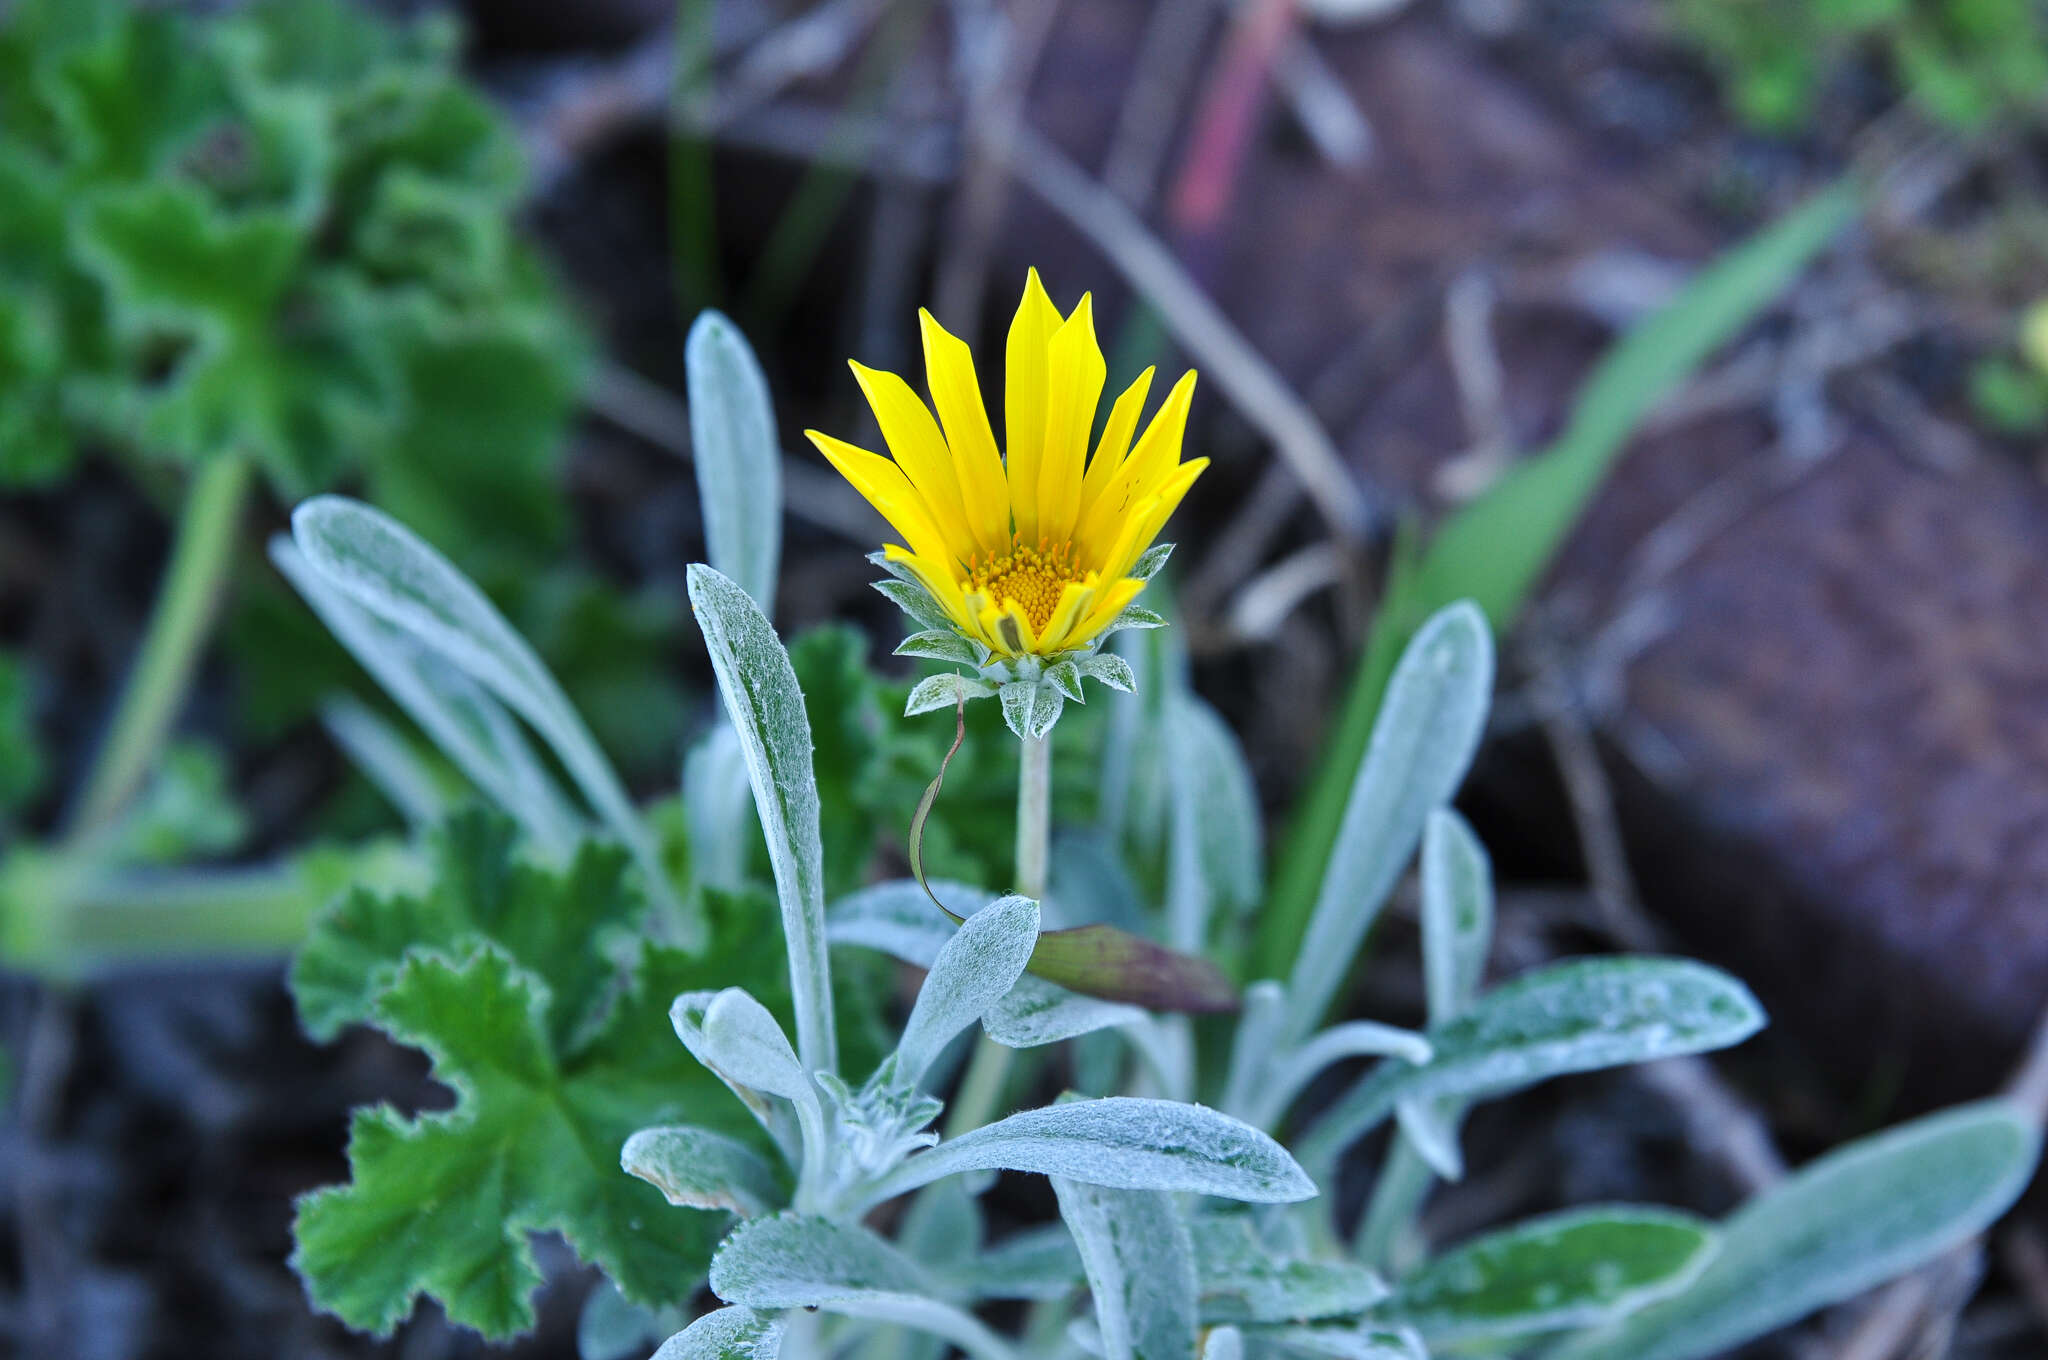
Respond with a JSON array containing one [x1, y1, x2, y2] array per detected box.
[[1005, 124, 1373, 540]]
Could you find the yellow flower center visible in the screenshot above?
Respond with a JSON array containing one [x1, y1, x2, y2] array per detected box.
[[967, 535, 1084, 632]]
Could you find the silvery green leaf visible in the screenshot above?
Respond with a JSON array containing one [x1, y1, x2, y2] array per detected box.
[[868, 1097, 1316, 1206], [1298, 957, 1764, 1175], [1077, 653, 1136, 693], [671, 990, 779, 1138], [896, 895, 1041, 1087], [318, 695, 450, 830], [686, 311, 781, 612], [1047, 660, 1086, 703], [710, 1213, 929, 1306], [1395, 1206, 1715, 1344], [580, 1278, 687, 1360], [1545, 1100, 2042, 1360], [895, 630, 984, 665], [1245, 1020, 1433, 1132], [1164, 694, 1264, 954], [1104, 605, 1169, 635], [984, 975, 1147, 1049], [272, 536, 582, 855], [1284, 600, 1493, 1043], [1221, 982, 1289, 1121], [700, 988, 809, 1103], [651, 1306, 786, 1360], [1421, 808, 1492, 1022], [948, 1224, 1084, 1301], [874, 578, 956, 633], [1192, 1216, 1388, 1324], [828, 878, 989, 967], [621, 1125, 786, 1217], [1054, 1177, 1197, 1360], [1001, 679, 1065, 741], [816, 1294, 1018, 1360], [1132, 542, 1175, 582], [1256, 1325, 1426, 1359], [1201, 1327, 1242, 1360], [1394, 1097, 1463, 1181], [687, 564, 836, 1074], [867, 550, 916, 582], [683, 721, 755, 894], [289, 499, 688, 942], [905, 672, 998, 717]]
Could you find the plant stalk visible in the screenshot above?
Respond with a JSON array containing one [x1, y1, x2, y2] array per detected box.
[[67, 456, 251, 841], [941, 731, 1052, 1140]]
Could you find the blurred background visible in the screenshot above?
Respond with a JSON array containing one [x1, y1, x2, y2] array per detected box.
[[4, 0, 2048, 1355]]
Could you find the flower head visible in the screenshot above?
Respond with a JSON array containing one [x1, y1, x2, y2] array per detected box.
[[807, 270, 1206, 662]]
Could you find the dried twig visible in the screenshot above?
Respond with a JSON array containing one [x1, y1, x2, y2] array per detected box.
[[1006, 124, 1372, 539], [1102, 0, 1221, 209], [933, 0, 1066, 335]]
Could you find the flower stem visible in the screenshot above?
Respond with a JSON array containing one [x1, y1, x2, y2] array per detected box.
[[940, 731, 1052, 1141], [67, 456, 251, 842], [1015, 732, 1051, 900]]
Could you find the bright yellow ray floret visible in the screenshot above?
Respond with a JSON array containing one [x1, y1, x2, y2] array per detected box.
[[806, 270, 1207, 659]]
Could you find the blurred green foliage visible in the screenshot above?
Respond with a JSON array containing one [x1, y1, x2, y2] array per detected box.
[[1675, 0, 2048, 130], [0, 653, 44, 820], [0, 0, 585, 545]]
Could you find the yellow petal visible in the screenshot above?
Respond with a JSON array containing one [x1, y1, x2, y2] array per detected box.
[[806, 429, 960, 573], [1078, 366, 1154, 526], [1004, 268, 1065, 544], [883, 543, 977, 634], [1035, 580, 1096, 654], [918, 309, 1010, 556], [1035, 293, 1106, 547], [850, 361, 976, 561], [977, 599, 1040, 658], [1068, 576, 1147, 649], [1076, 369, 1196, 568], [1100, 457, 1208, 584]]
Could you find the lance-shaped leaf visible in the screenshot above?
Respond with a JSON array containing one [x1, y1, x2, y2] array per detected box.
[[710, 1216, 1017, 1360], [290, 498, 687, 940], [896, 629, 984, 665], [865, 1097, 1315, 1207], [652, 1306, 787, 1360], [687, 563, 836, 1074], [905, 672, 998, 716], [686, 311, 781, 612], [984, 975, 1149, 1049], [622, 1126, 786, 1217], [1254, 1325, 1425, 1359], [272, 536, 581, 854], [1284, 601, 1493, 1043], [1054, 1178, 1197, 1360], [895, 894, 1040, 1087], [1393, 1206, 1716, 1343], [1546, 1100, 2042, 1360], [1298, 957, 1764, 1174], [1192, 1216, 1388, 1324]]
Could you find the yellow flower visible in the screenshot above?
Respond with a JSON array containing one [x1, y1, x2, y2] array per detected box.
[[806, 270, 1207, 660]]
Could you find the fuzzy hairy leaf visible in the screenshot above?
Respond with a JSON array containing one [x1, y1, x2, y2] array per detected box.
[[1300, 957, 1765, 1172], [653, 1307, 787, 1360], [710, 1214, 930, 1307], [1547, 1101, 2041, 1360], [1395, 1206, 1716, 1342], [621, 1125, 786, 1217], [871, 1097, 1315, 1205], [895, 894, 1039, 1087], [1054, 1178, 1197, 1360], [686, 311, 781, 611], [689, 565, 836, 1073], [1191, 1216, 1387, 1324]]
